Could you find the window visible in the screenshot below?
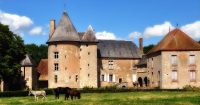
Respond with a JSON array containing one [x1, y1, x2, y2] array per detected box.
[[54, 52, 59, 59], [88, 74, 90, 77], [108, 60, 114, 70], [151, 58, 153, 68], [171, 55, 177, 65], [75, 75, 78, 82], [190, 70, 196, 82], [88, 52, 90, 55], [54, 75, 58, 83], [54, 63, 59, 71], [171, 70, 177, 81], [189, 55, 195, 65], [101, 74, 105, 81], [109, 74, 113, 82]]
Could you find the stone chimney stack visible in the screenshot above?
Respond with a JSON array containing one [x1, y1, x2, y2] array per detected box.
[[50, 19, 55, 38], [139, 37, 143, 53]]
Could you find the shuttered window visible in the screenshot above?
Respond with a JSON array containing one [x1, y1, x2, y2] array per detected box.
[[190, 70, 196, 82], [171, 70, 177, 81], [189, 55, 195, 65], [171, 55, 177, 65]]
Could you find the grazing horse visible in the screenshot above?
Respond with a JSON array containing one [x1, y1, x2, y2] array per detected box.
[[28, 90, 46, 101], [54, 87, 81, 100], [68, 89, 81, 100], [54, 87, 71, 100]]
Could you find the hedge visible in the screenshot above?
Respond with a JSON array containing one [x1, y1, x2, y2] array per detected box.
[[0, 87, 191, 97]]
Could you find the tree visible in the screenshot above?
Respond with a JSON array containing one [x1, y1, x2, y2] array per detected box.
[[0, 23, 26, 90], [143, 44, 155, 54], [25, 44, 47, 65]]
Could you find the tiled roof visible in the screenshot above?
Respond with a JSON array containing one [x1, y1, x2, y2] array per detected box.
[[21, 54, 34, 66], [148, 29, 200, 54], [37, 59, 48, 81], [97, 40, 141, 59], [47, 12, 80, 43]]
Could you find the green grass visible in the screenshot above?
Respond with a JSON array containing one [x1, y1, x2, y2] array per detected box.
[[0, 91, 200, 105]]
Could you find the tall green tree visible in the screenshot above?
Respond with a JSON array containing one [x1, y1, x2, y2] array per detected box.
[[0, 23, 26, 90], [143, 44, 155, 54], [25, 44, 47, 65]]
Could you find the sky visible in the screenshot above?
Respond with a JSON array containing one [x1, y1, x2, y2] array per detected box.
[[0, 0, 200, 46]]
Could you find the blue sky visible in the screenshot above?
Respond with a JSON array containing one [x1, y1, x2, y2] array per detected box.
[[0, 0, 200, 46]]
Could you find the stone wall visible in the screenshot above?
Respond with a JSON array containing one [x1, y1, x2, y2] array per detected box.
[[48, 43, 80, 88], [21, 66, 37, 89], [161, 51, 200, 89], [79, 43, 98, 88], [147, 54, 162, 88], [99, 58, 139, 87]]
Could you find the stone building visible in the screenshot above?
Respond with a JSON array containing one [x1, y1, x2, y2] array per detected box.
[[37, 11, 200, 89], [44, 11, 141, 88], [146, 29, 200, 89], [21, 54, 38, 89]]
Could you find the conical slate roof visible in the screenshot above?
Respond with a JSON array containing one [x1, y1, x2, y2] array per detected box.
[[81, 25, 97, 42], [148, 29, 200, 54], [48, 11, 80, 43], [21, 54, 34, 66]]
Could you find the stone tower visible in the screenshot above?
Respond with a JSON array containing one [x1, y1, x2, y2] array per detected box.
[[79, 25, 98, 88], [21, 54, 37, 89], [47, 12, 81, 88]]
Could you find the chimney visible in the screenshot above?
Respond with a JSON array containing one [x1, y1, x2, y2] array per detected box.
[[139, 37, 143, 53], [50, 19, 55, 38]]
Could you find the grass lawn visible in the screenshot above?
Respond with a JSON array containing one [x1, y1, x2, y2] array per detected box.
[[0, 91, 200, 105]]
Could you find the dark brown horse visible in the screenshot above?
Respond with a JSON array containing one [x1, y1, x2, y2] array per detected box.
[[68, 89, 81, 100], [54, 87, 71, 100], [54, 87, 81, 100]]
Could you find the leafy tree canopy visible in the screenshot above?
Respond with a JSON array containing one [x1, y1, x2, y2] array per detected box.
[[143, 44, 155, 54], [0, 23, 26, 90], [25, 44, 47, 65]]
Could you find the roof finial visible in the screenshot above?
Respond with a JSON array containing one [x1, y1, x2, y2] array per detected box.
[[176, 23, 179, 28], [64, 3, 66, 12], [88, 25, 93, 31]]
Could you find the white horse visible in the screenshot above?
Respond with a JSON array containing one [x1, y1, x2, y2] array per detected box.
[[28, 90, 46, 101]]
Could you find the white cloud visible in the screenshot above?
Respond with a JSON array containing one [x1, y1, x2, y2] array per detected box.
[[95, 31, 117, 40], [142, 21, 200, 39], [29, 26, 43, 35], [129, 31, 142, 39], [143, 21, 175, 38], [181, 21, 200, 38], [0, 11, 33, 36]]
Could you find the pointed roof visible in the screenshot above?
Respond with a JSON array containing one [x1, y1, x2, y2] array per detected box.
[[148, 29, 200, 54], [37, 59, 48, 81], [81, 25, 97, 42], [48, 11, 80, 43], [21, 54, 34, 66]]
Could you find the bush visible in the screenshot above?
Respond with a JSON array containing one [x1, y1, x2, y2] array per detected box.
[[183, 85, 200, 91], [0, 90, 28, 97]]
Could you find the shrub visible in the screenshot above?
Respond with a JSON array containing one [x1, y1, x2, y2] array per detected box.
[[0, 90, 28, 97], [183, 85, 200, 91]]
